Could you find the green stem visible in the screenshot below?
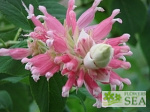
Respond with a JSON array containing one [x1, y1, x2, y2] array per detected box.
[[14, 28, 22, 41], [0, 39, 7, 47], [0, 40, 20, 48]]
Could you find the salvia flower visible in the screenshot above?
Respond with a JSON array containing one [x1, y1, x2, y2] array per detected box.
[[0, 0, 132, 108]]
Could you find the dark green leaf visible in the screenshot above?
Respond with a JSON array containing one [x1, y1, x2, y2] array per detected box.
[[0, 90, 13, 111], [0, 0, 67, 30], [0, 28, 18, 42], [0, 57, 29, 76], [0, 76, 28, 84], [66, 96, 85, 112], [39, 1, 66, 19], [111, 0, 147, 46], [0, 0, 32, 30], [70, 90, 86, 112], [79, 87, 93, 99], [30, 73, 67, 112], [139, 7, 150, 77], [0, 83, 30, 112]]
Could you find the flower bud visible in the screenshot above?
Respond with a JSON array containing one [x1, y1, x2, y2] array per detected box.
[[84, 44, 114, 69]]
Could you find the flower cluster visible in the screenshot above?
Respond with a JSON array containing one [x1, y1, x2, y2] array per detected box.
[[0, 0, 132, 108]]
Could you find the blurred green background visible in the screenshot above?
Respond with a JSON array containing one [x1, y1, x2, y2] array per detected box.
[[0, 0, 150, 112]]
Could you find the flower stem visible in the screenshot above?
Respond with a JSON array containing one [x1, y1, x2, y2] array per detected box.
[[0, 40, 20, 48], [14, 28, 22, 41], [0, 39, 7, 47]]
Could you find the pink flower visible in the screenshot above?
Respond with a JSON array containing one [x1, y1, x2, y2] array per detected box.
[[0, 48, 31, 60], [0, 0, 132, 108], [21, 52, 60, 81]]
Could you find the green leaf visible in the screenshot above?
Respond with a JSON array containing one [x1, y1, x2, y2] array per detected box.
[[0, 90, 13, 111], [39, 1, 66, 19], [139, 7, 150, 77], [0, 12, 15, 31], [0, 83, 30, 112], [0, 76, 29, 85], [0, 57, 29, 76], [0, 0, 33, 30], [30, 73, 67, 112], [79, 87, 93, 99], [110, 0, 147, 46], [29, 101, 40, 112], [70, 90, 86, 112], [0, 28, 18, 42], [0, 0, 67, 30], [66, 96, 85, 112]]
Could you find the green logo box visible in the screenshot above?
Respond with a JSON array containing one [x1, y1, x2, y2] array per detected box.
[[102, 91, 146, 107]]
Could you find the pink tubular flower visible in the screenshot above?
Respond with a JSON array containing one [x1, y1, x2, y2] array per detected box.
[[0, 48, 31, 60], [21, 52, 60, 81], [0, 0, 132, 108]]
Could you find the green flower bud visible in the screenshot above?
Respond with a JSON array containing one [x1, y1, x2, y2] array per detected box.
[[84, 44, 114, 69]]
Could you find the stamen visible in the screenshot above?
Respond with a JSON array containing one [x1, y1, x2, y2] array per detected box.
[[121, 78, 131, 85], [39, 6, 47, 15], [119, 83, 124, 90], [36, 15, 45, 20], [111, 84, 116, 91], [121, 62, 131, 69], [120, 34, 130, 42], [111, 9, 120, 18], [119, 56, 126, 61], [45, 72, 53, 81], [25, 62, 32, 70], [73, 5, 77, 9], [21, 58, 30, 63], [22, 1, 35, 19], [62, 88, 69, 97], [95, 7, 105, 12], [112, 18, 122, 24], [32, 74, 40, 82]]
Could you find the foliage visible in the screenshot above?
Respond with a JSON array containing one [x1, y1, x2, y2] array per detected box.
[[0, 0, 150, 112]]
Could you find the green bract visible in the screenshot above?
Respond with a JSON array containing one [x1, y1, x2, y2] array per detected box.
[[90, 44, 114, 68], [84, 43, 114, 69]]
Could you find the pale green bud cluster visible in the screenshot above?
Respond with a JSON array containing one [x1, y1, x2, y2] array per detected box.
[[84, 44, 114, 69], [28, 39, 48, 56]]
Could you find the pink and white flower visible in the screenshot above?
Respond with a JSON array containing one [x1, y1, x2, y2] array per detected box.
[[0, 0, 132, 108]]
